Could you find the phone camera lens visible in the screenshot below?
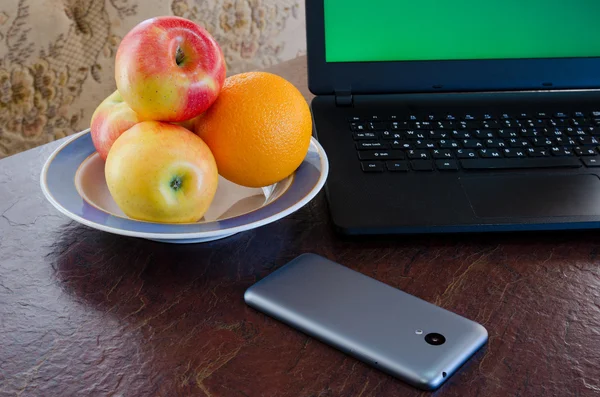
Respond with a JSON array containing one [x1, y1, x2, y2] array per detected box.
[[425, 333, 446, 346]]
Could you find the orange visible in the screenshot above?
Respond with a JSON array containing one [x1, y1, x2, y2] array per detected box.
[[194, 72, 312, 188]]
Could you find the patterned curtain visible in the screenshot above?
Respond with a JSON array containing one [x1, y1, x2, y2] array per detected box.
[[0, 0, 306, 158]]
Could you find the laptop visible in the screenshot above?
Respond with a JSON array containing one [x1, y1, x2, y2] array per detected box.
[[306, 0, 600, 234]]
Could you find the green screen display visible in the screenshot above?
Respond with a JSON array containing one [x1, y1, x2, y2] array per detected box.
[[324, 0, 600, 62]]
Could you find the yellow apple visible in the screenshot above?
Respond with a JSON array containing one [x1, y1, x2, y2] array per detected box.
[[105, 121, 218, 223]]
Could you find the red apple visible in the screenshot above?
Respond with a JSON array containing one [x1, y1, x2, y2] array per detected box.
[[115, 16, 226, 122], [90, 90, 143, 160]]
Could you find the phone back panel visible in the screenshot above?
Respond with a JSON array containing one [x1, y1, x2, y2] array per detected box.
[[244, 253, 488, 390]]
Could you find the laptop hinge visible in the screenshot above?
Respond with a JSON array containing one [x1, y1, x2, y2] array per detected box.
[[334, 90, 353, 107]]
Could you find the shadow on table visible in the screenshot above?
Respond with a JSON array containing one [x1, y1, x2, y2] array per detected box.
[[48, 216, 308, 318], [44, 219, 600, 396]]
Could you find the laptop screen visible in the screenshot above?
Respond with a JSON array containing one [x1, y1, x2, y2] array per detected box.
[[324, 0, 600, 63]]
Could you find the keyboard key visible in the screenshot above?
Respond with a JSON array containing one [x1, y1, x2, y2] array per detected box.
[[478, 149, 502, 158], [474, 129, 495, 139], [405, 130, 418, 139], [544, 128, 565, 138], [411, 160, 434, 171], [431, 149, 453, 159], [574, 147, 598, 156], [462, 139, 484, 149], [462, 114, 477, 121], [412, 121, 433, 129], [452, 130, 471, 139], [566, 127, 587, 137], [408, 114, 419, 121], [361, 161, 383, 172], [439, 140, 461, 149], [548, 119, 567, 127], [429, 130, 451, 139], [516, 112, 531, 119], [482, 120, 501, 129], [445, 114, 456, 121], [500, 113, 512, 120], [381, 130, 403, 140], [435, 120, 457, 129], [570, 118, 587, 127], [359, 150, 405, 160], [591, 111, 600, 117], [435, 160, 459, 170], [367, 121, 388, 130], [461, 157, 582, 170], [456, 149, 478, 159], [485, 138, 507, 148], [390, 140, 413, 150], [589, 126, 600, 136], [459, 120, 480, 129], [525, 148, 549, 157], [350, 123, 366, 131], [519, 128, 543, 137], [353, 132, 378, 140], [426, 114, 437, 121], [554, 112, 568, 118], [391, 121, 410, 130], [582, 156, 600, 167], [356, 141, 388, 150], [369, 116, 382, 121], [407, 150, 430, 160], [517, 119, 535, 128], [386, 161, 409, 172], [578, 136, 600, 146], [551, 147, 574, 157], [502, 148, 527, 158], [416, 140, 437, 149], [348, 116, 361, 122], [536, 112, 550, 119], [554, 136, 578, 147], [530, 137, 554, 147], [498, 129, 518, 139], [509, 139, 530, 148]]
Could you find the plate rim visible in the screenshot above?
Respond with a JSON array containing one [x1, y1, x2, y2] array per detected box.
[[40, 129, 329, 240]]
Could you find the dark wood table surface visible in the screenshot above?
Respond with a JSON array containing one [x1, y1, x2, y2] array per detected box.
[[2, 56, 600, 397]]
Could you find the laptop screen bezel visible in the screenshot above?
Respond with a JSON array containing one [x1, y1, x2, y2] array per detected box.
[[307, 1, 600, 95]]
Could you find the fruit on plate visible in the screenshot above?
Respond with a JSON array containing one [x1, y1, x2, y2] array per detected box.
[[90, 90, 143, 160], [90, 90, 199, 160], [105, 121, 218, 223], [115, 16, 226, 122], [194, 72, 312, 188]]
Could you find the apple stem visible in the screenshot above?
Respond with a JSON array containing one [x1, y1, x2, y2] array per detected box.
[[170, 176, 183, 191], [175, 46, 185, 66]]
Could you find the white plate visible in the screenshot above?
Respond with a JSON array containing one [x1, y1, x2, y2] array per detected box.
[[41, 129, 328, 243]]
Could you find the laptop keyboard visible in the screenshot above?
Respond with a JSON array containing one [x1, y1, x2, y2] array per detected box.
[[351, 111, 600, 172]]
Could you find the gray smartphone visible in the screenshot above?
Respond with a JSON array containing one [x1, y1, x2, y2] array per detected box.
[[244, 253, 488, 391]]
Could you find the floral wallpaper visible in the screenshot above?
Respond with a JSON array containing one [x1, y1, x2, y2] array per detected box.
[[0, 0, 306, 158]]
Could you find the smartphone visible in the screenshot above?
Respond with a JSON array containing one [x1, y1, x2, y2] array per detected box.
[[244, 253, 488, 391]]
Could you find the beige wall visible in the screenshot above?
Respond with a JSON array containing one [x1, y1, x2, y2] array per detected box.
[[0, 0, 307, 158]]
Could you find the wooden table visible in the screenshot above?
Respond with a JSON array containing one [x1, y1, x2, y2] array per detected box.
[[1, 56, 600, 397]]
